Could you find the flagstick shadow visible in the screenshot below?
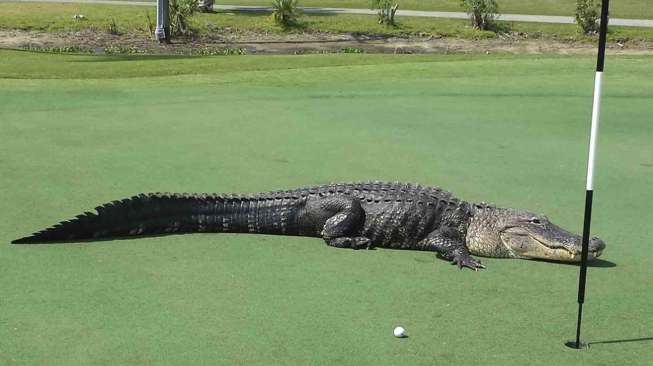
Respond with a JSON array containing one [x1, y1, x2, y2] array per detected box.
[[584, 258, 617, 268], [589, 337, 653, 346], [530, 258, 616, 268]]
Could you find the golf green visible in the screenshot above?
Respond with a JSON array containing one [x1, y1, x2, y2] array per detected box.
[[1, 50, 651, 365]]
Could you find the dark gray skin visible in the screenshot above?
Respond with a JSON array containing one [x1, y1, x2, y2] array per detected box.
[[12, 182, 606, 270]]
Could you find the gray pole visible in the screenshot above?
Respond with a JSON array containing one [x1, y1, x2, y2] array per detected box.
[[155, 0, 169, 42]]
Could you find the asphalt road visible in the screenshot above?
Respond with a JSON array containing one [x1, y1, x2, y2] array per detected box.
[[4, 0, 653, 28]]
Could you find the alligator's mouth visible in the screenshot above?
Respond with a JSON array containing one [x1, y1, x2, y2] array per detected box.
[[531, 236, 604, 262], [500, 227, 605, 262]]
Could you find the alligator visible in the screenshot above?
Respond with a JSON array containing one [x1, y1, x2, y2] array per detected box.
[[11, 181, 606, 270]]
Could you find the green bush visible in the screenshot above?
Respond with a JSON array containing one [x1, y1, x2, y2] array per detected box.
[[170, 0, 198, 36], [460, 0, 499, 31], [272, 0, 300, 27], [575, 0, 600, 34], [106, 17, 120, 35], [145, 12, 155, 36], [370, 0, 398, 26]]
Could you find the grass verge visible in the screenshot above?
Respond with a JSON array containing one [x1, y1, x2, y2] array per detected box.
[[1, 3, 653, 47], [222, 0, 653, 20]]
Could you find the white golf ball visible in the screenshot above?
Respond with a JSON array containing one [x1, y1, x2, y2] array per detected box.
[[393, 326, 406, 338]]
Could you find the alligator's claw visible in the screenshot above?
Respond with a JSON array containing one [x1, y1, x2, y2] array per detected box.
[[451, 255, 485, 271], [326, 236, 373, 250], [351, 237, 373, 250]]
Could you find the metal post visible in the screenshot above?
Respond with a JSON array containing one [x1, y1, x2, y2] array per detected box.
[[567, 0, 610, 350], [155, 0, 169, 42]]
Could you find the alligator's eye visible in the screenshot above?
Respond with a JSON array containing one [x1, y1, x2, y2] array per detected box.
[[531, 219, 542, 224]]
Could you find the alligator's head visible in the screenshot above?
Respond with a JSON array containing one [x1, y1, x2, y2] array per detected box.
[[465, 205, 606, 262]]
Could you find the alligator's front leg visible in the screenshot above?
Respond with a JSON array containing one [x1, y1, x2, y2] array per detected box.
[[420, 229, 485, 270]]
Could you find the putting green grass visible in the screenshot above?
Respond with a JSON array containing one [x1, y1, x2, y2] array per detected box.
[[1, 51, 651, 365]]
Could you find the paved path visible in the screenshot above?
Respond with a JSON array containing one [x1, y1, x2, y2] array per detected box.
[[5, 0, 653, 28]]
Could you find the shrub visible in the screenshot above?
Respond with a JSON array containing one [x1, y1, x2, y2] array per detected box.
[[342, 47, 363, 53], [370, 0, 398, 26], [145, 12, 155, 36], [460, 0, 499, 31], [169, 0, 198, 36], [106, 18, 120, 35], [272, 0, 301, 27], [575, 0, 600, 34]]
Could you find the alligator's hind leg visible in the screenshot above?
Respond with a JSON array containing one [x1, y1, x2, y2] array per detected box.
[[308, 195, 372, 250]]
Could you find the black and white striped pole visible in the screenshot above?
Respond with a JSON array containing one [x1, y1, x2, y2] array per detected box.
[[567, 0, 610, 350]]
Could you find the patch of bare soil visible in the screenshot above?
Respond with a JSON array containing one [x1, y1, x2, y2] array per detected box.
[[1, 29, 652, 56]]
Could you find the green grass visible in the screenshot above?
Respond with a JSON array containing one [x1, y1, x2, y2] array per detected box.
[[1, 50, 652, 365], [195, 11, 500, 39], [229, 0, 653, 19], [3, 3, 653, 44], [0, 3, 157, 33], [193, 10, 653, 44]]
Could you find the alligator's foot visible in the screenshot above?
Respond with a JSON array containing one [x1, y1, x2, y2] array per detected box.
[[451, 254, 485, 271], [325, 236, 373, 250]]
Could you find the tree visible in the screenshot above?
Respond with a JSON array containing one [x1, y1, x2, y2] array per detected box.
[[575, 0, 600, 34], [460, 0, 499, 31], [272, 0, 301, 27], [371, 0, 399, 26], [169, 0, 198, 36]]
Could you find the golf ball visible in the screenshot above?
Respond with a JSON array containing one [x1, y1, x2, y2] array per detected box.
[[393, 326, 406, 338]]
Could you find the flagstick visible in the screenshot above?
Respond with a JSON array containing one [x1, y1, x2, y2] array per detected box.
[[570, 0, 610, 350]]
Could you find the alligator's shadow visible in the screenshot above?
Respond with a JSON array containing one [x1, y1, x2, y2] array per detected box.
[[10, 232, 190, 245], [11, 235, 617, 269], [433, 254, 616, 268]]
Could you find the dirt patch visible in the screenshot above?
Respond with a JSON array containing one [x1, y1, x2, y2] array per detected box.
[[1, 29, 652, 55]]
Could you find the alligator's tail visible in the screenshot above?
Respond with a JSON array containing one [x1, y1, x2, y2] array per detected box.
[[12, 192, 303, 244]]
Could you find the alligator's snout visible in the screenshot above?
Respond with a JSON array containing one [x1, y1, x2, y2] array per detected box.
[[589, 236, 606, 257], [469, 207, 608, 262]]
